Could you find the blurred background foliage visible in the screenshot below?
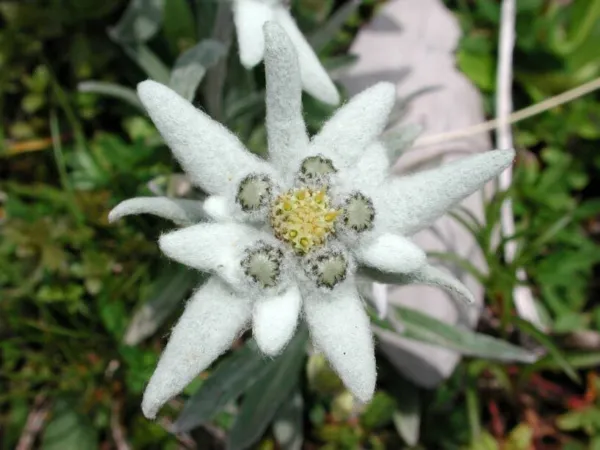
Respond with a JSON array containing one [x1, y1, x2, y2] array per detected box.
[[1, 0, 600, 449]]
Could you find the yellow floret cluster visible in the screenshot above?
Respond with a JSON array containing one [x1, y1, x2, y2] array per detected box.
[[270, 188, 340, 254]]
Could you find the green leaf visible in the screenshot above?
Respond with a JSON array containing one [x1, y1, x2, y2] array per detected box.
[[273, 391, 304, 450], [78, 81, 144, 110], [108, 0, 164, 44], [121, 43, 170, 84], [457, 49, 495, 90], [378, 306, 537, 363], [123, 266, 202, 345], [515, 318, 580, 382], [41, 400, 97, 450], [309, 0, 361, 51], [361, 391, 396, 429], [169, 40, 227, 101], [391, 377, 420, 446], [227, 327, 308, 450], [163, 0, 196, 54], [173, 340, 272, 432]]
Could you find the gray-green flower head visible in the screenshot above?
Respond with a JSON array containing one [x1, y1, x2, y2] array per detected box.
[[109, 22, 514, 420], [232, 0, 339, 105]]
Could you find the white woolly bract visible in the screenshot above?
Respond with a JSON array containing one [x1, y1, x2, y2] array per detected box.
[[354, 233, 426, 274], [375, 149, 515, 237], [272, 7, 340, 105], [233, 0, 273, 68], [302, 281, 376, 402], [108, 197, 206, 226], [141, 277, 251, 419], [253, 284, 302, 355], [311, 83, 396, 169], [137, 81, 272, 195], [159, 222, 282, 294], [263, 22, 310, 176]]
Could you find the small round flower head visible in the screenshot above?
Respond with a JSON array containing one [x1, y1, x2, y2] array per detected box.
[[236, 174, 273, 212], [297, 155, 337, 186], [241, 241, 284, 289], [341, 192, 375, 233], [304, 246, 350, 290], [269, 187, 340, 254]]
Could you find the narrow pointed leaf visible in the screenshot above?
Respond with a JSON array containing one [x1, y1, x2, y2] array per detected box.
[[169, 40, 227, 101], [374, 306, 537, 363], [273, 391, 304, 450], [228, 327, 308, 450], [78, 81, 144, 111], [391, 377, 420, 446], [121, 43, 170, 84], [173, 340, 272, 433], [123, 266, 202, 345], [309, 0, 361, 51], [108, 0, 164, 44]]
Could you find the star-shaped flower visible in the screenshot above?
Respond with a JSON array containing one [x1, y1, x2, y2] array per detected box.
[[232, 0, 340, 104], [110, 22, 514, 419]]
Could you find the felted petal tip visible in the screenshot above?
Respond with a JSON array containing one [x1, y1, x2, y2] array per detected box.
[[141, 277, 251, 419], [303, 283, 376, 403], [272, 8, 340, 105], [262, 20, 309, 174], [108, 197, 206, 226], [378, 148, 515, 236], [158, 222, 265, 290], [233, 0, 273, 68], [312, 83, 396, 168], [136, 80, 269, 195], [253, 285, 302, 356], [355, 234, 426, 274]]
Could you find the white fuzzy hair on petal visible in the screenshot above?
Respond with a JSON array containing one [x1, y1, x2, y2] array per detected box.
[[142, 277, 251, 419], [303, 282, 376, 403]]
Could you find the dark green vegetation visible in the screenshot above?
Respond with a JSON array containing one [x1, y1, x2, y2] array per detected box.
[[1, 0, 599, 448]]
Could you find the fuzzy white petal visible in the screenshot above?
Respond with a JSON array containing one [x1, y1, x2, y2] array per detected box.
[[273, 9, 340, 105], [142, 277, 251, 419], [377, 149, 515, 236], [336, 142, 390, 193], [137, 81, 271, 195], [159, 222, 264, 289], [263, 22, 309, 175], [355, 234, 426, 274], [312, 83, 396, 168], [108, 197, 206, 226], [233, 0, 273, 68], [303, 283, 376, 402], [202, 195, 232, 222], [253, 284, 302, 356]]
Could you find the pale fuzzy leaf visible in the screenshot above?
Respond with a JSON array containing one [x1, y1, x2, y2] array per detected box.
[[108, 0, 164, 44], [121, 43, 170, 84], [78, 81, 144, 110], [375, 306, 537, 363], [123, 266, 202, 345], [169, 40, 227, 101]]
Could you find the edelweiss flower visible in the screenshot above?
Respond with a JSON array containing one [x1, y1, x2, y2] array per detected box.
[[232, 0, 339, 105], [110, 22, 514, 419]]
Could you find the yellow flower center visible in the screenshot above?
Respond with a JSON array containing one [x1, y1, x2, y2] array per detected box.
[[270, 188, 340, 254]]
